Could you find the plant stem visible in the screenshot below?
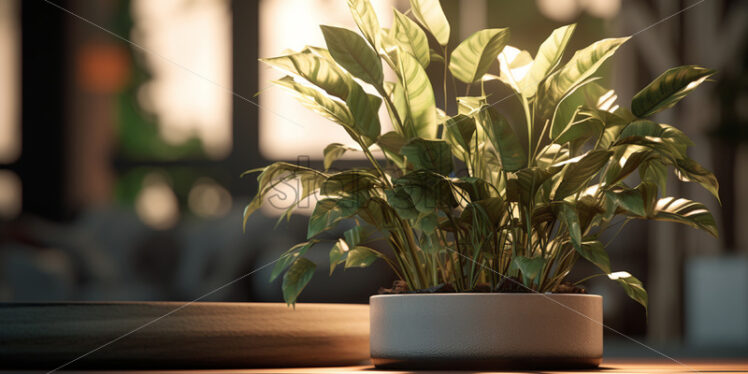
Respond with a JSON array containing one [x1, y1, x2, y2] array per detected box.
[[452, 224, 467, 290], [360, 140, 392, 189], [392, 217, 427, 289], [521, 96, 534, 166], [388, 236, 415, 287], [356, 123, 428, 289], [573, 273, 607, 286], [603, 218, 632, 248], [524, 205, 533, 257], [442, 46, 448, 114], [376, 86, 406, 136], [403, 221, 428, 287], [532, 118, 551, 161], [368, 248, 406, 281]]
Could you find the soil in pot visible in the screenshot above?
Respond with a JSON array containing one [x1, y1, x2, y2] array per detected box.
[[378, 279, 587, 294]]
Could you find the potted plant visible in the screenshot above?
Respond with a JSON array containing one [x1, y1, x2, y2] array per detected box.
[[245, 0, 719, 369]]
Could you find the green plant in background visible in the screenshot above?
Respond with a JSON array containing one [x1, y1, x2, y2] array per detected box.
[[244, 0, 719, 309]]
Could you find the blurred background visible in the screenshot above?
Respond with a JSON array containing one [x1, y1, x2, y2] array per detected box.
[[0, 0, 746, 359]]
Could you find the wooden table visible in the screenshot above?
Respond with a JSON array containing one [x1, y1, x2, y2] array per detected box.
[[7, 360, 747, 373]]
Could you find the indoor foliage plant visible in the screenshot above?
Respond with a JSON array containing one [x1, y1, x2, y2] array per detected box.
[[245, 0, 719, 368]]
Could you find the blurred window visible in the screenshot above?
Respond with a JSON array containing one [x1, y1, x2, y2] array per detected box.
[[0, 0, 20, 164], [114, 0, 235, 227], [258, 0, 396, 160], [0, 0, 20, 220], [123, 0, 232, 160]]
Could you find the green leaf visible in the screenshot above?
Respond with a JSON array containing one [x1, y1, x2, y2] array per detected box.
[[282, 257, 316, 305], [419, 231, 443, 253], [345, 246, 380, 268], [454, 177, 493, 202], [535, 144, 569, 168], [444, 114, 476, 158], [639, 182, 659, 216], [618, 120, 686, 144], [273, 76, 353, 129], [605, 148, 653, 186], [244, 162, 327, 229], [575, 194, 605, 229], [391, 9, 430, 68], [270, 241, 317, 282], [449, 28, 510, 84], [511, 256, 546, 282], [506, 167, 556, 204], [430, 49, 445, 63], [521, 24, 576, 97], [346, 83, 382, 141], [265, 55, 380, 144], [415, 212, 439, 233], [660, 124, 694, 149], [379, 27, 400, 60], [400, 138, 453, 175], [608, 272, 648, 312], [675, 158, 720, 203], [616, 120, 689, 160], [344, 226, 363, 247], [385, 187, 419, 219], [243, 199, 262, 231], [618, 120, 661, 139], [347, 0, 380, 48], [377, 131, 407, 154], [631, 65, 715, 118], [321, 25, 383, 86], [652, 197, 718, 238], [357, 197, 394, 229], [578, 240, 611, 274], [592, 110, 630, 149], [321, 170, 379, 197], [456, 96, 487, 115], [329, 238, 349, 275], [395, 171, 456, 213], [323, 143, 352, 170], [640, 159, 668, 193], [460, 197, 504, 227], [409, 0, 450, 46], [550, 80, 606, 140], [536, 37, 629, 120], [383, 81, 408, 131], [434, 107, 447, 126], [497, 46, 533, 94], [307, 198, 346, 238], [605, 185, 650, 217], [482, 106, 526, 172], [550, 92, 585, 140], [260, 51, 351, 100], [551, 150, 612, 199], [558, 203, 582, 251], [556, 116, 604, 146], [397, 51, 437, 139], [302, 45, 337, 62]]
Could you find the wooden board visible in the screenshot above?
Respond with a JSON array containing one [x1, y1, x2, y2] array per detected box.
[[3, 360, 748, 373], [4, 360, 743, 373], [0, 302, 370, 370]]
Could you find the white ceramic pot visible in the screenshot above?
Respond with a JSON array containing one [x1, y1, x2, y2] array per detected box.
[[370, 293, 602, 370]]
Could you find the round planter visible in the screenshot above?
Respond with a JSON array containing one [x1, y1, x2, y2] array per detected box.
[[0, 302, 369, 369], [370, 293, 602, 370]]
